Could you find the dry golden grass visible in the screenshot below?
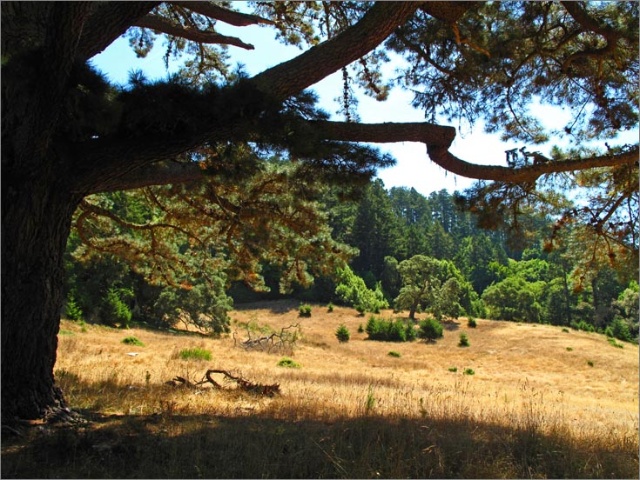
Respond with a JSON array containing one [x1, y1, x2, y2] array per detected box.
[[3, 300, 638, 478]]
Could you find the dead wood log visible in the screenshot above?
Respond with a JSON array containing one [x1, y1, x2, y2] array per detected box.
[[202, 369, 280, 397], [234, 323, 301, 353]]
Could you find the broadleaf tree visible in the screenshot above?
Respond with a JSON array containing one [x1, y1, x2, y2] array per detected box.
[[2, 1, 637, 421]]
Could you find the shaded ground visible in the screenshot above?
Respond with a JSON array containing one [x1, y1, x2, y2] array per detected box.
[[2, 398, 637, 479]]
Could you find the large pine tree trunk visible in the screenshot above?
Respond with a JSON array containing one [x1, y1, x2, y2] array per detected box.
[[1, 165, 81, 420]]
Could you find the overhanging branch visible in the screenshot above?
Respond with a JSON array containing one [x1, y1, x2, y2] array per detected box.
[[251, 2, 422, 100], [79, 2, 160, 59], [135, 14, 255, 49], [92, 161, 205, 193], [171, 2, 275, 27], [427, 145, 639, 183], [310, 120, 457, 147]]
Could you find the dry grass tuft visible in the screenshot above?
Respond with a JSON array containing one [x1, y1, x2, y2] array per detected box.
[[2, 300, 638, 478]]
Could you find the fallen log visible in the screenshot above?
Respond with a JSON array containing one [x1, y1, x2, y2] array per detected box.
[[203, 369, 280, 397], [165, 370, 280, 397]]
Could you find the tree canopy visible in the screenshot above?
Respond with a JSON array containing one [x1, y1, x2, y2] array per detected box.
[[2, 1, 638, 422]]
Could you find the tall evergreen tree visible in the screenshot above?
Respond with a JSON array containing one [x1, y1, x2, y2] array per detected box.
[[350, 179, 402, 278]]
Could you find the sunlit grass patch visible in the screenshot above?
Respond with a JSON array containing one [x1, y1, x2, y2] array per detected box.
[[177, 347, 211, 361]]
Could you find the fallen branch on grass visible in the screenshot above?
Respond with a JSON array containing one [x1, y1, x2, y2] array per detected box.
[[233, 323, 301, 354], [165, 369, 280, 397]]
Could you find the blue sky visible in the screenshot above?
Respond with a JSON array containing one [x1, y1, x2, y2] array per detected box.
[[91, 18, 637, 196]]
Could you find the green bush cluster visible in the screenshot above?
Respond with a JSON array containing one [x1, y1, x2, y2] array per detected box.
[[365, 316, 416, 342], [179, 347, 212, 361], [335, 324, 350, 343], [105, 287, 134, 328], [570, 320, 596, 333], [122, 336, 144, 347], [458, 332, 470, 347], [64, 291, 83, 321], [335, 266, 388, 314], [388, 351, 401, 358], [277, 357, 301, 368], [605, 318, 633, 342], [467, 317, 477, 328], [418, 318, 443, 342], [607, 337, 624, 349], [298, 304, 312, 317]]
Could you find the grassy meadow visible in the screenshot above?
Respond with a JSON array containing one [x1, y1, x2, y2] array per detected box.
[[2, 300, 638, 478]]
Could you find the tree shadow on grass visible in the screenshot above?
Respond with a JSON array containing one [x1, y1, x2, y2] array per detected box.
[[234, 299, 299, 315], [443, 319, 461, 331], [2, 377, 637, 479]]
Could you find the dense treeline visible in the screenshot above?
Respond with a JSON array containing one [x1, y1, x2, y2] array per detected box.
[[64, 178, 638, 342]]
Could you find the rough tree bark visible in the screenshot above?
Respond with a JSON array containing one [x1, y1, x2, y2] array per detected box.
[[2, 174, 83, 420], [0, 2, 157, 422]]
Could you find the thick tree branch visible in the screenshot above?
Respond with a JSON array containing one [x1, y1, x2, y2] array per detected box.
[[310, 121, 457, 147], [251, 2, 421, 100], [89, 117, 638, 193], [560, 1, 621, 70], [78, 2, 160, 59], [560, 2, 620, 39], [135, 14, 255, 49], [420, 2, 480, 24], [427, 145, 639, 183], [91, 161, 204, 193], [75, 2, 422, 192], [171, 2, 274, 27]]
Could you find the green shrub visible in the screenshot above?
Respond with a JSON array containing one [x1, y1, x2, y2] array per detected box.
[[606, 318, 633, 342], [366, 316, 413, 342], [335, 324, 350, 343], [566, 347, 573, 351], [418, 318, 443, 342], [277, 357, 301, 368], [64, 291, 83, 321], [448, 367, 458, 373], [405, 322, 417, 341], [587, 360, 594, 367], [327, 302, 334, 313], [179, 347, 211, 361], [467, 317, 477, 328], [607, 337, 624, 348], [463, 368, 475, 375], [335, 266, 389, 314], [458, 332, 470, 347], [122, 336, 144, 347], [364, 386, 376, 413], [570, 320, 595, 332], [357, 323, 364, 333], [561, 328, 569, 333], [298, 304, 312, 317], [104, 287, 134, 328], [388, 351, 401, 358]]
